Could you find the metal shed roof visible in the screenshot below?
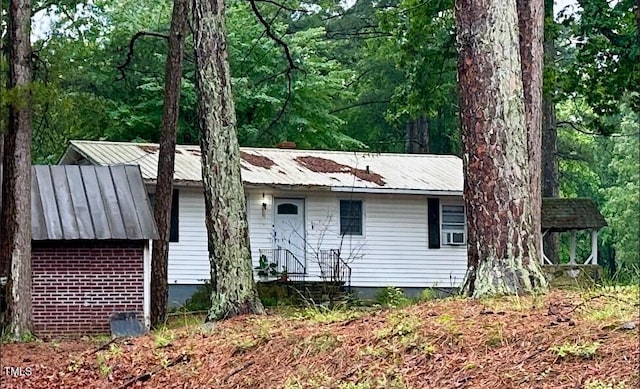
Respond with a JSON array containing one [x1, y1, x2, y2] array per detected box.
[[541, 197, 608, 232], [58, 140, 463, 195], [31, 165, 159, 240]]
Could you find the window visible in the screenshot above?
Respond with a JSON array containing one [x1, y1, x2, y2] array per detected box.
[[277, 203, 298, 215], [149, 189, 179, 242], [340, 200, 363, 236], [441, 204, 465, 245]]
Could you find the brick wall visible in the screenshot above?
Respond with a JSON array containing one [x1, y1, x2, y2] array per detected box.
[[32, 241, 145, 337]]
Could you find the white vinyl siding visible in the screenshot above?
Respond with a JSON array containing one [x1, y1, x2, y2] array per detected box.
[[166, 189, 209, 284], [248, 190, 468, 288], [167, 188, 468, 288]]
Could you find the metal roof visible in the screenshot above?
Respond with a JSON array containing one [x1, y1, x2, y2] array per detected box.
[[59, 140, 463, 195], [541, 197, 608, 232], [31, 165, 159, 240]]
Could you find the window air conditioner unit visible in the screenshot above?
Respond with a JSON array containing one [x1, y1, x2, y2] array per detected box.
[[444, 231, 465, 245]]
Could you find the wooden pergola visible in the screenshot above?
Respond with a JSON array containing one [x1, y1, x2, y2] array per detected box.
[[541, 198, 608, 265]]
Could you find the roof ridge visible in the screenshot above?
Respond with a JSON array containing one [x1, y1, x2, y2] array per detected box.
[[71, 140, 460, 159]]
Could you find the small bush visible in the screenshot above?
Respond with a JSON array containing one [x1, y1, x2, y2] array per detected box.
[[375, 287, 410, 308], [183, 281, 212, 312], [292, 305, 361, 324], [419, 288, 437, 301], [153, 328, 175, 348]]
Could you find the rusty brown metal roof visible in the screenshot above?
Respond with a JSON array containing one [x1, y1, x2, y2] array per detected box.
[[541, 197, 607, 232], [31, 165, 158, 240], [58, 140, 463, 195]]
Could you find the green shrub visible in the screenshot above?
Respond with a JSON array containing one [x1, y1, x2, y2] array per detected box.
[[375, 286, 410, 308], [419, 288, 437, 301], [183, 281, 212, 312]]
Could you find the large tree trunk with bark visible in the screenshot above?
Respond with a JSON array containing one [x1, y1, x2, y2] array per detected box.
[[192, 0, 264, 321], [517, 0, 543, 256], [150, 0, 188, 329], [456, 0, 547, 297], [1, 0, 33, 338], [405, 116, 430, 153], [542, 0, 559, 264], [541, 96, 559, 262]]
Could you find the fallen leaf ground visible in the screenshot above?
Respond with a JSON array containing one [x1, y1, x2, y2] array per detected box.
[[1, 287, 638, 389]]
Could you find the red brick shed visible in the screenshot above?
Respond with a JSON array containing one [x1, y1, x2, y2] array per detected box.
[[30, 165, 158, 337]]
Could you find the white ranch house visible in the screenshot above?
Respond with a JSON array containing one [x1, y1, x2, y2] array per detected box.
[[59, 140, 468, 301]]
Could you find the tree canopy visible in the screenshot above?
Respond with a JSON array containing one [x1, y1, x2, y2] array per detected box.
[[0, 0, 637, 282]]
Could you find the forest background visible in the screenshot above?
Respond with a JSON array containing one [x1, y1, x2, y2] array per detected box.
[[1, 0, 637, 282]]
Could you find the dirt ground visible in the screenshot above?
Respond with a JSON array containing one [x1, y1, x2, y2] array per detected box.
[[0, 288, 638, 388]]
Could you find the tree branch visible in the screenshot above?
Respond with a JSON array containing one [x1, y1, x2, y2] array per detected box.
[[249, 0, 302, 142], [557, 120, 636, 138], [117, 31, 170, 80], [238, 1, 285, 73], [248, 0, 299, 73], [253, 0, 307, 13], [326, 30, 392, 40], [329, 100, 390, 114]]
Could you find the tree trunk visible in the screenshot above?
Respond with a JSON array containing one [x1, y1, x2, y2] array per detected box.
[[517, 0, 543, 258], [1, 0, 33, 338], [405, 116, 429, 153], [541, 95, 559, 263], [456, 0, 547, 297], [542, 0, 559, 263], [192, 0, 264, 320], [150, 0, 188, 329]]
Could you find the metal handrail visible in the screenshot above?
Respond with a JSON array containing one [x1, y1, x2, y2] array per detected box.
[[318, 249, 351, 289], [258, 248, 306, 282]]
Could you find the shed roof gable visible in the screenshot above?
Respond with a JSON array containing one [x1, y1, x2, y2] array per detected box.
[[31, 165, 158, 241]]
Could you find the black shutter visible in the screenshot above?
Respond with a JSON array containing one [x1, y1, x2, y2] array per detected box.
[[428, 198, 440, 249], [169, 189, 179, 242]]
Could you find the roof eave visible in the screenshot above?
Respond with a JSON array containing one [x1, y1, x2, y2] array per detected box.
[[144, 178, 204, 188], [330, 186, 463, 196], [145, 180, 463, 195], [58, 141, 100, 165]]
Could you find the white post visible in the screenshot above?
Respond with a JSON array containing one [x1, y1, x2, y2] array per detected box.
[[541, 229, 551, 265], [569, 230, 577, 265], [143, 239, 152, 329], [591, 229, 598, 265], [541, 230, 544, 265]]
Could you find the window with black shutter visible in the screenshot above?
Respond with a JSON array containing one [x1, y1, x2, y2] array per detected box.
[[339, 200, 363, 236]]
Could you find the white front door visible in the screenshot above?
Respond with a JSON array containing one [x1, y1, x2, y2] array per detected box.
[[273, 198, 305, 265]]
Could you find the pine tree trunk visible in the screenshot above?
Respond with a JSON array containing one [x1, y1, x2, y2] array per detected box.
[[542, 95, 559, 263], [151, 0, 188, 329], [192, 0, 264, 321], [456, 0, 547, 297], [1, 0, 33, 338], [542, 0, 559, 264], [405, 116, 430, 153], [517, 0, 543, 257]]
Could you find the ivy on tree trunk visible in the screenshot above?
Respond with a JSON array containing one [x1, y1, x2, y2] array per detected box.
[[192, 0, 264, 320], [455, 0, 548, 297]]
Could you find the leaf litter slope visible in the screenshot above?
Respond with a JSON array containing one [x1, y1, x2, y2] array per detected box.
[[1, 288, 638, 388]]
